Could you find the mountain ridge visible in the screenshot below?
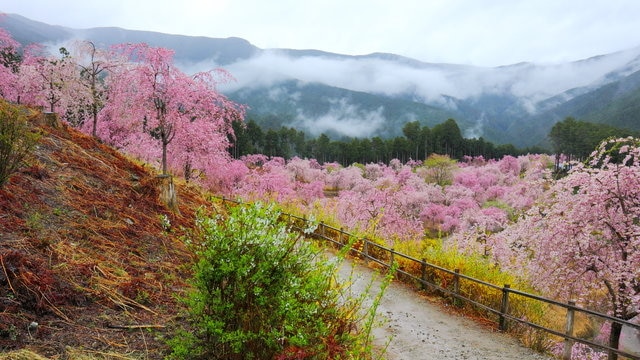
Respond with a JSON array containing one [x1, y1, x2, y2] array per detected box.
[[3, 12, 640, 148]]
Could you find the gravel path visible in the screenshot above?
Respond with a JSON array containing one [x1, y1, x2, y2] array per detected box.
[[334, 256, 553, 360]]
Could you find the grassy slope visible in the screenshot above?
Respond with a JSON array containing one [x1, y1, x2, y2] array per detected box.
[[0, 103, 216, 359]]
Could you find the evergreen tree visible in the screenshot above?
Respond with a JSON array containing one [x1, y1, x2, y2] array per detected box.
[[432, 118, 464, 158]]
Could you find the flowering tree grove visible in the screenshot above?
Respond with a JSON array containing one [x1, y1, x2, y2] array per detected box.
[[225, 154, 551, 245]]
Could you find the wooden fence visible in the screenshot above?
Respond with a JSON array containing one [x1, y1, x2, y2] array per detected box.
[[218, 197, 640, 360]]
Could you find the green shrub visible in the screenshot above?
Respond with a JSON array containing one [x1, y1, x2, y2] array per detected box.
[[0, 102, 39, 187], [169, 202, 363, 360]]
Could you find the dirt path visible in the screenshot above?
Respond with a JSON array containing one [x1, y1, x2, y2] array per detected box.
[[334, 256, 552, 360]]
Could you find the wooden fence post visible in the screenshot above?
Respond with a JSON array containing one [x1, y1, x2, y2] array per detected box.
[[453, 269, 461, 306], [563, 300, 576, 360], [363, 238, 369, 259], [389, 248, 395, 268], [499, 284, 511, 331], [420, 259, 427, 290]]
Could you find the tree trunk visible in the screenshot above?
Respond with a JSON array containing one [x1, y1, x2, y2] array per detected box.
[[161, 140, 168, 175], [608, 321, 622, 360], [184, 161, 192, 183], [91, 104, 98, 138]]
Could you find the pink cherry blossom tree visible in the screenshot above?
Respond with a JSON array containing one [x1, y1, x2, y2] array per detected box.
[[234, 157, 296, 202], [18, 45, 79, 113], [207, 159, 249, 194], [0, 26, 20, 101], [70, 40, 120, 136], [493, 138, 640, 360], [97, 43, 244, 178]]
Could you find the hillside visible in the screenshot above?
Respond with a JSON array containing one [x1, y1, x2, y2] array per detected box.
[[0, 103, 214, 359]]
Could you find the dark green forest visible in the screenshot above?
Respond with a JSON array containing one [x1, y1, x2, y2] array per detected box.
[[229, 116, 639, 165], [548, 117, 638, 162]]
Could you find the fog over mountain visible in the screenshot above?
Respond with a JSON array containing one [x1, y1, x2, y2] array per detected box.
[[5, 13, 640, 148], [222, 49, 640, 102]]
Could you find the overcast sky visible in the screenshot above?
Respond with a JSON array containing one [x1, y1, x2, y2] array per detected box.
[[3, 0, 640, 67]]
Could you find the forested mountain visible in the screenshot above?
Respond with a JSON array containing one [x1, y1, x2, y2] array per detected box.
[[229, 80, 464, 138], [4, 12, 640, 148]]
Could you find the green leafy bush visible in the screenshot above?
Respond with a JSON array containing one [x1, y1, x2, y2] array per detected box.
[[169, 202, 363, 359], [0, 101, 39, 187]]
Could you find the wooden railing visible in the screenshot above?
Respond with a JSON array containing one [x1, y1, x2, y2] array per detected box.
[[218, 197, 640, 360]]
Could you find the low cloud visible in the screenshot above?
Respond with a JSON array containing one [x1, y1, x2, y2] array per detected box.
[[266, 86, 301, 102], [288, 98, 385, 138], [220, 51, 462, 102], [464, 112, 486, 139], [218, 47, 640, 109]]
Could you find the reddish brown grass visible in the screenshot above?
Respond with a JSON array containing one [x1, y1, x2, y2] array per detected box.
[[0, 103, 216, 359]]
